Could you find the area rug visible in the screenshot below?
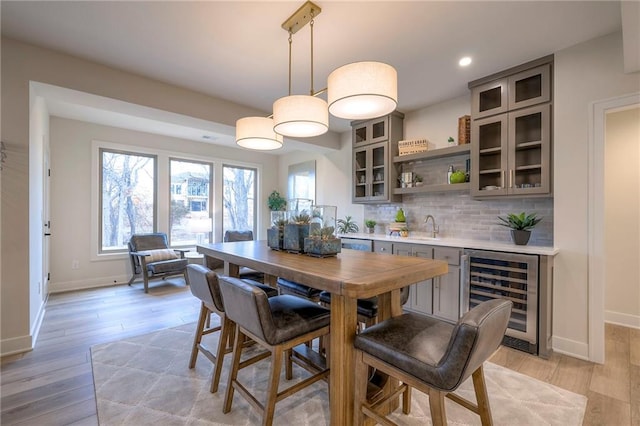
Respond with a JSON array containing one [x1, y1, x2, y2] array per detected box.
[[91, 323, 587, 425]]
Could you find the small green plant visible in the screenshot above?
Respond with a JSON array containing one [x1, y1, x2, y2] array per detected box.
[[336, 215, 359, 234], [413, 174, 423, 183], [291, 211, 311, 224], [364, 219, 377, 229], [272, 218, 288, 228], [310, 226, 336, 240], [497, 212, 542, 231], [267, 190, 287, 211]]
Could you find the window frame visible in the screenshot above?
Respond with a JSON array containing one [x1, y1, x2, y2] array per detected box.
[[91, 140, 264, 261], [222, 164, 258, 238], [98, 147, 158, 254], [168, 157, 214, 248]]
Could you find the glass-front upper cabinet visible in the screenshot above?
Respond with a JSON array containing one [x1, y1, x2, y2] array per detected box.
[[471, 63, 550, 119], [352, 116, 389, 147], [353, 142, 391, 203]]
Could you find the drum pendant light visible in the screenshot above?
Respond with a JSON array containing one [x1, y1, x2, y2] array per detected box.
[[272, 5, 328, 138], [235, 1, 398, 150]]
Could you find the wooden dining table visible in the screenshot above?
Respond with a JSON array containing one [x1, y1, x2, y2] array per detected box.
[[197, 240, 448, 426]]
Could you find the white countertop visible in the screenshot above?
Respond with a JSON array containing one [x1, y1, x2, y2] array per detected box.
[[339, 233, 559, 256]]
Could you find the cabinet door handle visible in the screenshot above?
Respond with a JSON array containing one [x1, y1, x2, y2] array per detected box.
[[501, 170, 505, 189], [509, 169, 514, 188]]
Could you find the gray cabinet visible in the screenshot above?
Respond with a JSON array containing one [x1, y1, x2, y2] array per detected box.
[[389, 243, 462, 321], [432, 247, 462, 322], [471, 63, 551, 119], [392, 243, 434, 315], [470, 57, 553, 198], [352, 112, 403, 204]]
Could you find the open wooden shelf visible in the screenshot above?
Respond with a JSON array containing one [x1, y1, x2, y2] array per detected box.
[[393, 182, 470, 195], [393, 144, 470, 163]]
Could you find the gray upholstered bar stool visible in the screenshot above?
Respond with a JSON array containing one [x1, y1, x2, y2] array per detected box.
[[276, 277, 321, 302], [218, 275, 331, 426], [186, 264, 278, 393], [223, 230, 264, 282], [318, 285, 411, 330], [353, 298, 512, 426]]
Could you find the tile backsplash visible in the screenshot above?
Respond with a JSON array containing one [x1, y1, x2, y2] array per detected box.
[[363, 192, 553, 246]]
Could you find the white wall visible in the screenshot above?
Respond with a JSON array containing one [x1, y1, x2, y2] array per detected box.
[[554, 31, 640, 358], [279, 132, 361, 225], [404, 94, 471, 150], [605, 106, 640, 328], [48, 117, 279, 293]]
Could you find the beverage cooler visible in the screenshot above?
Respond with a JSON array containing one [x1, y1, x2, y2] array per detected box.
[[463, 250, 547, 356]]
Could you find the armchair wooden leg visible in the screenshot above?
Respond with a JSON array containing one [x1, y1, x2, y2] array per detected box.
[[143, 274, 150, 293], [472, 365, 493, 426], [428, 388, 447, 426]]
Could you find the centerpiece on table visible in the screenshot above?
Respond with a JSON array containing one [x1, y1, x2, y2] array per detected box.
[[267, 216, 288, 250], [497, 212, 542, 245], [304, 226, 341, 257], [284, 210, 320, 253]]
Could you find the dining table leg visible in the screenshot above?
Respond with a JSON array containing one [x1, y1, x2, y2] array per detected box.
[[329, 293, 358, 426]]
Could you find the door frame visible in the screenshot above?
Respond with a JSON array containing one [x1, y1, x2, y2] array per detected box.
[[588, 91, 640, 363]]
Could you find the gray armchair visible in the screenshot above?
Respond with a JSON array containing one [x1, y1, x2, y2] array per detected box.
[[127, 233, 189, 293]]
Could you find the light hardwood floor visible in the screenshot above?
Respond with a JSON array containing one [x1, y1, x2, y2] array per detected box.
[[1, 279, 638, 425]]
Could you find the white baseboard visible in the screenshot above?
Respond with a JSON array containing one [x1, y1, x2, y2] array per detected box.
[[552, 335, 590, 361], [605, 310, 640, 329], [30, 297, 47, 346], [50, 274, 130, 293], [1, 334, 33, 357]]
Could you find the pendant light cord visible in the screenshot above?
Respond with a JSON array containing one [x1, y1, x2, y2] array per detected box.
[[288, 31, 293, 96], [310, 12, 315, 96]]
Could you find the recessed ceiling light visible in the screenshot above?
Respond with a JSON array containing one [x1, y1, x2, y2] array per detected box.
[[459, 57, 472, 67]]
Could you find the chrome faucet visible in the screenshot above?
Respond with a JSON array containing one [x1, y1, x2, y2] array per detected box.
[[424, 215, 439, 238]]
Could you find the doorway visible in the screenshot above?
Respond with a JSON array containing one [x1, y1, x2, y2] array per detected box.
[[589, 92, 640, 363]]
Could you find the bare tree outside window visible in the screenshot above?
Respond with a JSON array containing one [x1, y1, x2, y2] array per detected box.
[[100, 149, 156, 251], [222, 165, 256, 235], [170, 159, 212, 246]]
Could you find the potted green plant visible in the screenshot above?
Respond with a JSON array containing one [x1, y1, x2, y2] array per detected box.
[[413, 174, 424, 187], [284, 210, 319, 253], [364, 219, 377, 234], [267, 190, 287, 211], [304, 226, 341, 257], [497, 212, 542, 245], [336, 215, 359, 234]]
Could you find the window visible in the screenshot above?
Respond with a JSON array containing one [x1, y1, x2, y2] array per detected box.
[[170, 159, 212, 246], [100, 149, 156, 252], [222, 165, 256, 236]]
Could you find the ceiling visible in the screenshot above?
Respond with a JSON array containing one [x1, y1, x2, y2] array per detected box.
[[1, 1, 624, 153]]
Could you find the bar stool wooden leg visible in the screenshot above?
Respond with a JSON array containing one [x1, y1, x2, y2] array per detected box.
[[210, 315, 232, 393], [189, 303, 209, 369], [428, 388, 447, 426], [223, 325, 244, 414], [263, 348, 283, 426], [402, 385, 412, 414], [285, 348, 293, 380], [472, 365, 493, 426]]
